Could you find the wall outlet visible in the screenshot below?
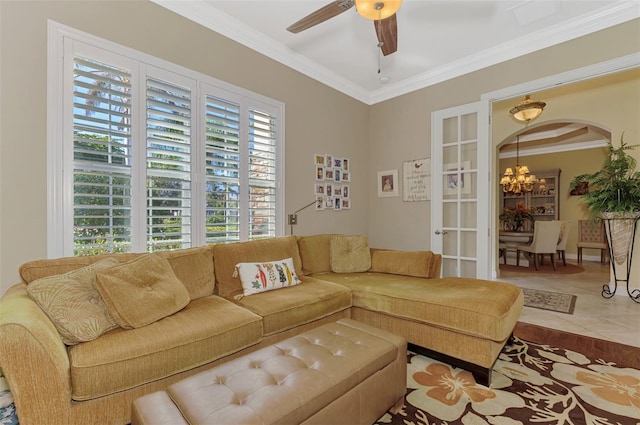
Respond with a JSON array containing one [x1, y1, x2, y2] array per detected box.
[[288, 214, 297, 225]]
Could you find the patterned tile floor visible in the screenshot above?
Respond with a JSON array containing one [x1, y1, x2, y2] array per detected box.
[[495, 259, 640, 348]]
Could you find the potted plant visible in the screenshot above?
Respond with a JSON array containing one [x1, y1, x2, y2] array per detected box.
[[499, 202, 534, 232], [570, 135, 640, 298]]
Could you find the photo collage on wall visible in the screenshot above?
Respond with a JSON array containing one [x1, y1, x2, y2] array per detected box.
[[314, 154, 351, 211]]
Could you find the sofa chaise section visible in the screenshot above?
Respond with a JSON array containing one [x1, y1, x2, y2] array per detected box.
[[297, 235, 523, 385]]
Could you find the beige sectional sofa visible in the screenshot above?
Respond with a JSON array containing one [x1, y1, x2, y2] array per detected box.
[[0, 234, 523, 425]]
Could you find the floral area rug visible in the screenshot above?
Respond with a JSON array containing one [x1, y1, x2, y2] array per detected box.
[[0, 370, 17, 425], [376, 337, 640, 425]]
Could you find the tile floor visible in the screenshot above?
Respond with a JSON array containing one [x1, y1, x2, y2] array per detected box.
[[495, 259, 640, 348]]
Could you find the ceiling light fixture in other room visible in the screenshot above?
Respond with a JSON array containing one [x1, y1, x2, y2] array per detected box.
[[509, 95, 546, 122]]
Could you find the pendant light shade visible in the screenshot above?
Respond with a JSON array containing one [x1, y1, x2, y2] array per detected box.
[[355, 0, 402, 20], [509, 95, 546, 122]]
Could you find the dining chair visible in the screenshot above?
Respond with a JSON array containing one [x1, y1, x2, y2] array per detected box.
[[499, 242, 508, 264], [577, 220, 609, 264], [554, 220, 571, 266], [516, 221, 563, 271]]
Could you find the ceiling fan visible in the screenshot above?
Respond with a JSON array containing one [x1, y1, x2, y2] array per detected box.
[[286, 0, 402, 56]]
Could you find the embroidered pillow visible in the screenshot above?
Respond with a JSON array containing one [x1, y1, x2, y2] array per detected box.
[[26, 257, 120, 345], [330, 235, 371, 273], [235, 257, 301, 298], [95, 254, 190, 329]]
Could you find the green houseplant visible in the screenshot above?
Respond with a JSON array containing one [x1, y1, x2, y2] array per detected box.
[[570, 135, 640, 220]]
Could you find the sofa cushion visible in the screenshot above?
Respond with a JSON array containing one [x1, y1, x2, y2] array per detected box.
[[213, 236, 303, 299], [68, 295, 263, 401], [95, 254, 190, 329], [25, 258, 120, 345], [19, 245, 215, 301], [330, 235, 371, 273], [370, 250, 438, 278], [159, 246, 215, 299], [235, 257, 301, 298], [233, 277, 352, 336], [315, 273, 523, 342], [297, 234, 338, 275]]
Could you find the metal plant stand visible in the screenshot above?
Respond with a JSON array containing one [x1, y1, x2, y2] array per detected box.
[[602, 215, 640, 302]]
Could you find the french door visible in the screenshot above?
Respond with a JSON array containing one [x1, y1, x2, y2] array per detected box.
[[431, 101, 490, 279]]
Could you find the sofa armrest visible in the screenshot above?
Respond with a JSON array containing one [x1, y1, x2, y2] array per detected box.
[[370, 249, 442, 279], [0, 283, 72, 425]]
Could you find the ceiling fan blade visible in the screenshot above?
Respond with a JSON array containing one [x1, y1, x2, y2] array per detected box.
[[287, 0, 354, 34], [374, 14, 398, 56]]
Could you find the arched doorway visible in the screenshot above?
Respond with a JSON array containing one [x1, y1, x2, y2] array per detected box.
[[496, 120, 611, 273]]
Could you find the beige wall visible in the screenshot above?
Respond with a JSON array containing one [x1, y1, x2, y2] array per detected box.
[[0, 0, 369, 293], [1, 1, 639, 293]]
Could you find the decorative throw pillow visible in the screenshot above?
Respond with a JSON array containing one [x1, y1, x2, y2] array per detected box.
[[26, 257, 120, 345], [234, 257, 301, 298], [329, 235, 371, 273], [95, 254, 190, 329]]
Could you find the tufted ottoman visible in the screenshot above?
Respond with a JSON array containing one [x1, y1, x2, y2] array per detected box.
[[131, 319, 406, 425]]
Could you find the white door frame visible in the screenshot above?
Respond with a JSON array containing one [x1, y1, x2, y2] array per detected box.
[[481, 53, 640, 279]]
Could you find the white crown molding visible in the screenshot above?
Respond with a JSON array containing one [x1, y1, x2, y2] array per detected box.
[[151, 0, 371, 103], [153, 0, 640, 105]]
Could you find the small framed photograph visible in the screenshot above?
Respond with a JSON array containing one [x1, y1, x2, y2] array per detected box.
[[315, 166, 325, 181], [343, 185, 350, 199], [333, 158, 343, 169], [342, 171, 351, 182], [333, 197, 342, 211], [378, 169, 399, 197], [325, 183, 333, 197], [324, 196, 334, 208], [341, 198, 351, 209], [314, 184, 325, 195], [325, 154, 333, 169], [334, 171, 341, 183], [334, 186, 342, 197], [314, 154, 326, 166], [444, 161, 471, 195], [324, 169, 334, 181], [342, 158, 350, 171], [315, 196, 325, 210]]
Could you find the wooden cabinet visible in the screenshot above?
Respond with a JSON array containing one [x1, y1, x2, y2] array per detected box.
[[501, 169, 561, 224]]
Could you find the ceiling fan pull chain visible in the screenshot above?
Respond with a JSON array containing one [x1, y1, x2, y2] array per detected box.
[[376, 7, 382, 73]]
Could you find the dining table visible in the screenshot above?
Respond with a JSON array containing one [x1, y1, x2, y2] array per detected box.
[[499, 231, 534, 266]]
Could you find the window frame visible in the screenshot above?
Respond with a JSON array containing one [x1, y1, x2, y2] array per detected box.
[[47, 21, 285, 258]]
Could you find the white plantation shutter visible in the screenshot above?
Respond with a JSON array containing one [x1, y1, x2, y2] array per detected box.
[[146, 76, 192, 250], [72, 56, 133, 255], [248, 108, 277, 239], [204, 96, 241, 243], [51, 24, 284, 257]]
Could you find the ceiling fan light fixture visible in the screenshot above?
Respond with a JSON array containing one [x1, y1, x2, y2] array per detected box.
[[355, 0, 402, 20], [509, 95, 546, 122]]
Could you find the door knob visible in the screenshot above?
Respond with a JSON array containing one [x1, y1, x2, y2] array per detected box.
[[435, 229, 448, 235]]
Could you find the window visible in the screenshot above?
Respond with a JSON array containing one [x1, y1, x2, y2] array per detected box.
[[48, 23, 284, 258]]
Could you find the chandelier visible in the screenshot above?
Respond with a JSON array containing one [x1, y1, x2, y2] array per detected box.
[[500, 136, 537, 194], [500, 94, 546, 194]]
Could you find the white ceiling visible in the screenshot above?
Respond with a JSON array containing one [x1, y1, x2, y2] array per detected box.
[[152, 0, 639, 105]]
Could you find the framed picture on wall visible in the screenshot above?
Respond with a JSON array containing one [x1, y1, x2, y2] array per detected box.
[[444, 161, 471, 195], [377, 169, 399, 198]]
